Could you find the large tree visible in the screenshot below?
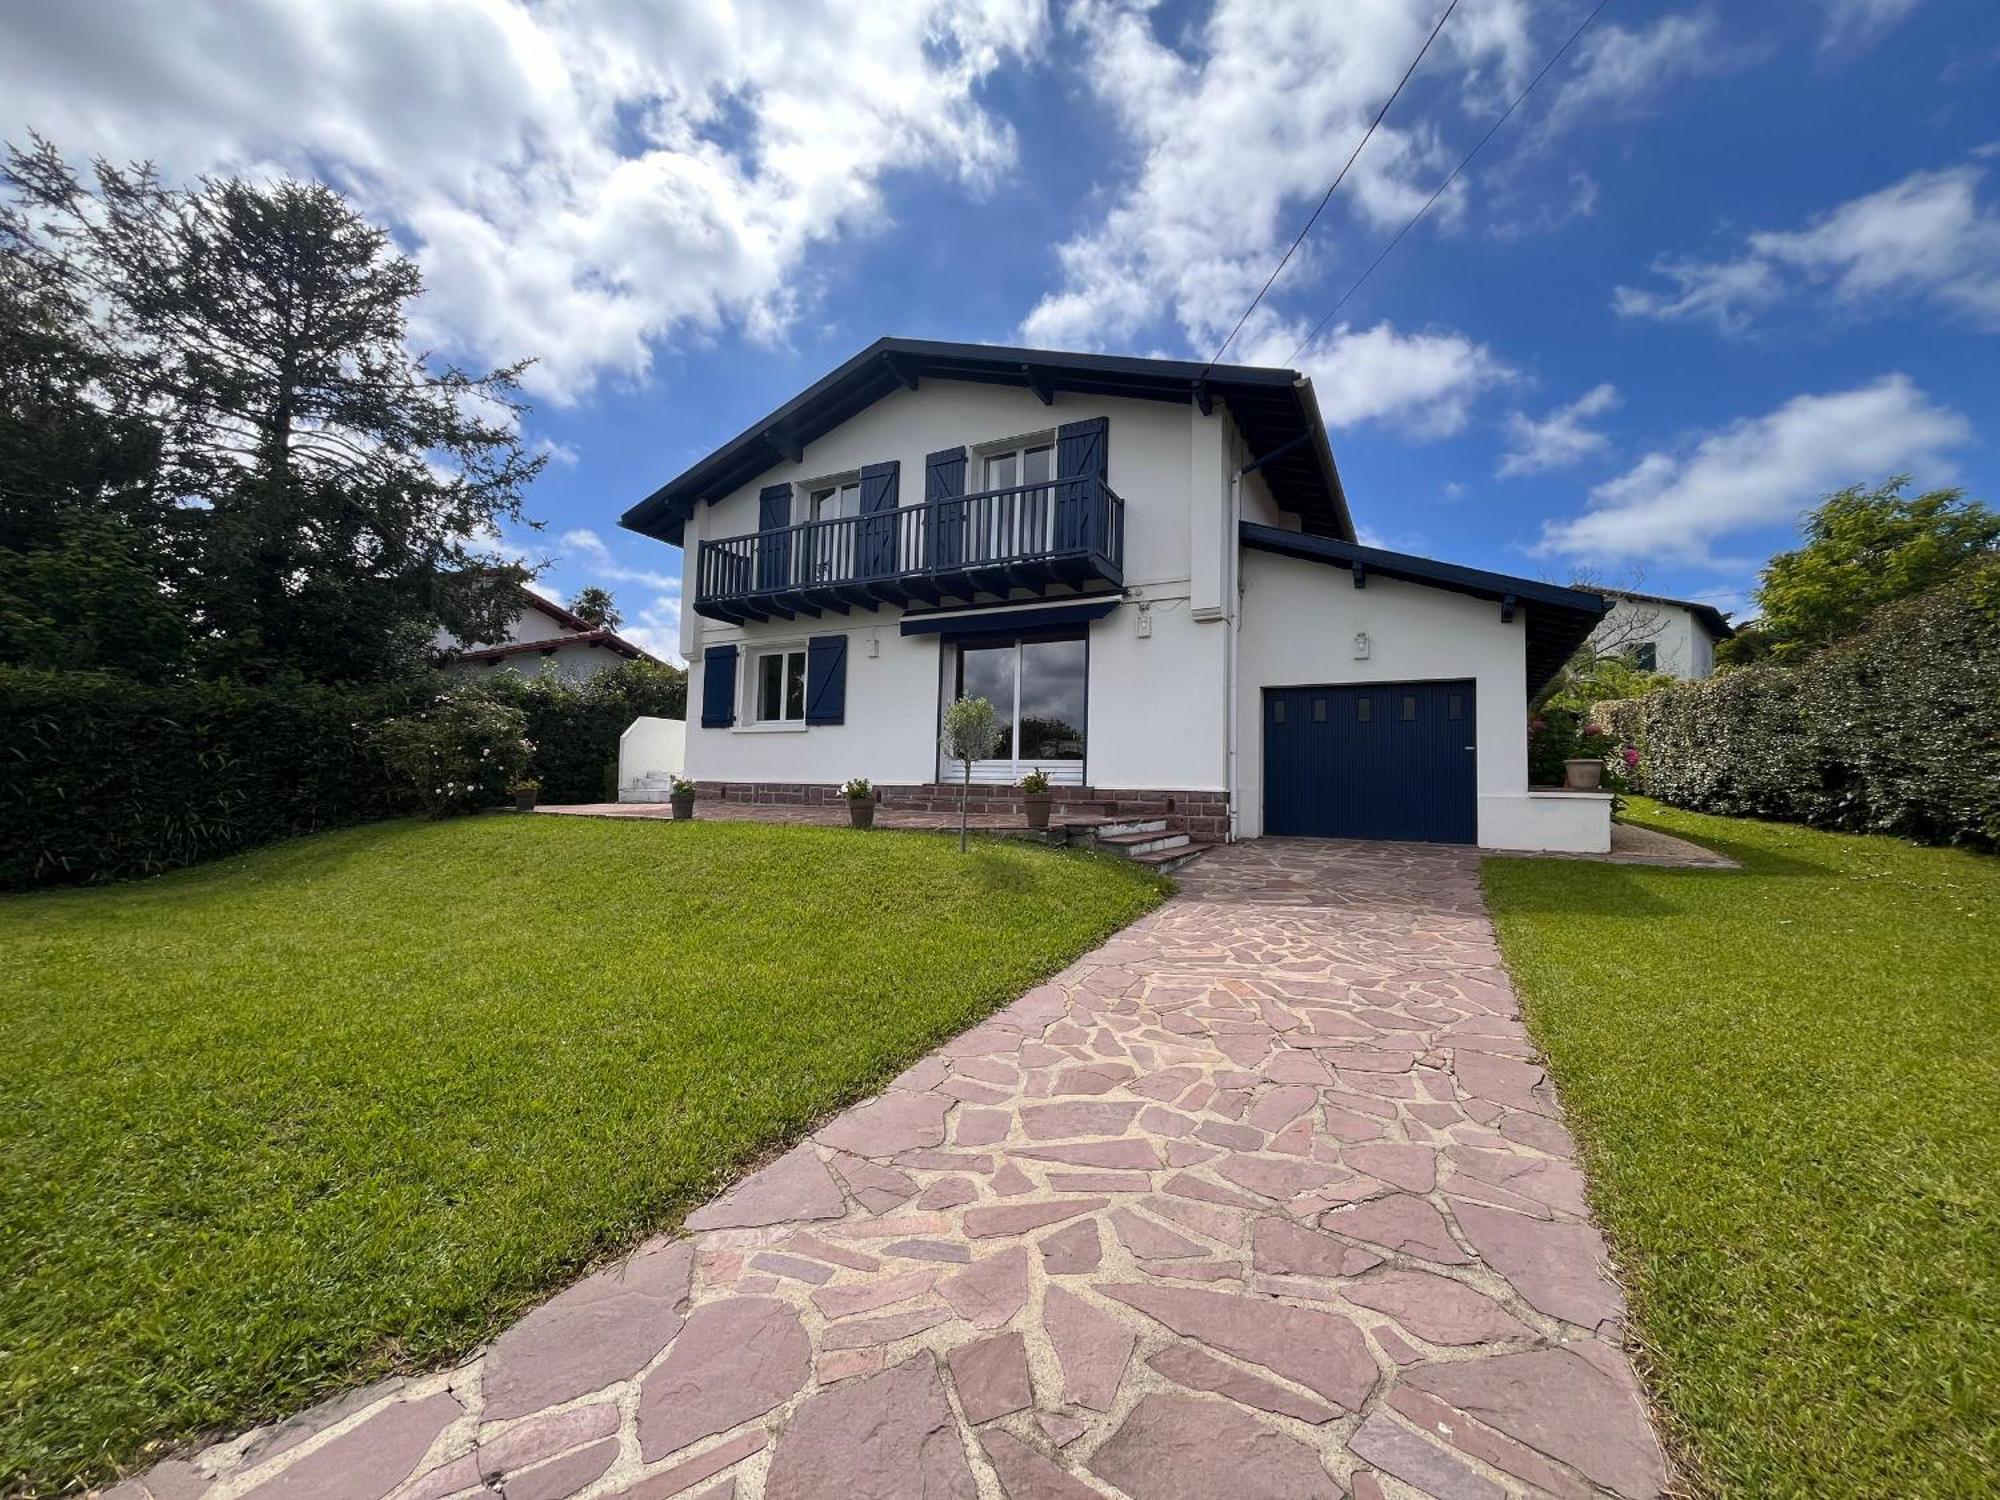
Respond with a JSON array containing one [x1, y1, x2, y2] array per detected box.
[[0, 137, 544, 683], [1754, 476, 2000, 658]]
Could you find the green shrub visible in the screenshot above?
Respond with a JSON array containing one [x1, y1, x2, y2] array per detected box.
[[1634, 560, 2000, 847], [0, 669, 423, 888], [481, 660, 686, 804], [377, 693, 532, 817]]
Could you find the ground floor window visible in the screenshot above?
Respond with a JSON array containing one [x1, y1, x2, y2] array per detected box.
[[942, 632, 1087, 783], [753, 646, 807, 723]]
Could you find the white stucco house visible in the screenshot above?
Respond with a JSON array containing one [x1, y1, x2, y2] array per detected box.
[[438, 585, 661, 683], [1590, 588, 1734, 680], [620, 339, 1614, 852]]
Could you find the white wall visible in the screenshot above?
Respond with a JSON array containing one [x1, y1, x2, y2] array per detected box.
[[447, 641, 625, 683], [682, 379, 1231, 792], [1234, 549, 1607, 852], [1592, 597, 1714, 679], [619, 716, 685, 791]]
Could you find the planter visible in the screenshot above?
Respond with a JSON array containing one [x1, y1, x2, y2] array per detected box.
[[671, 792, 696, 820], [1563, 758, 1605, 791], [847, 799, 876, 830], [1022, 793, 1052, 831], [513, 790, 538, 813]]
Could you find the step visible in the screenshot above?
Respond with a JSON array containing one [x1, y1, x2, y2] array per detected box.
[[1096, 824, 1168, 848], [1128, 838, 1216, 873], [1096, 829, 1189, 858]]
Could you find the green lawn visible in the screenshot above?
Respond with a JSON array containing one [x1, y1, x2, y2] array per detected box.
[[1483, 800, 1998, 1499], [0, 816, 1165, 1495]]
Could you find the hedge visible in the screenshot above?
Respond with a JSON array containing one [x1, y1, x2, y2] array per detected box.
[[1607, 561, 2000, 848], [0, 670, 423, 889], [494, 660, 687, 804]]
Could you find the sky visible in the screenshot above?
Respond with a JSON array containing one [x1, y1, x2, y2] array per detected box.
[[3, 0, 1996, 662]]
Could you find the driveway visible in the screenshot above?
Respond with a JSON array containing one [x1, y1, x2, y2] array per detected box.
[[120, 839, 1667, 1500]]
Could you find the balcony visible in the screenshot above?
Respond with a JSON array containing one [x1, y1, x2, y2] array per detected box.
[[692, 476, 1125, 622]]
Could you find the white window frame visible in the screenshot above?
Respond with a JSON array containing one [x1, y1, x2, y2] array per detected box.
[[741, 641, 810, 730], [969, 430, 1057, 560], [798, 472, 862, 525]]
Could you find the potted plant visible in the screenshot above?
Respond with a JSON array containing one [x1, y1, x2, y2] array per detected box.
[[669, 774, 697, 820], [840, 776, 876, 829], [510, 778, 541, 813], [1564, 720, 1611, 790], [1019, 768, 1053, 830]]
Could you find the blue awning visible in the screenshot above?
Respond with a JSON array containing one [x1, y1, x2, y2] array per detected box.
[[899, 597, 1122, 638]]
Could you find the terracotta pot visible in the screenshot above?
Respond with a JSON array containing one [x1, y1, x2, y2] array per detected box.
[[848, 799, 876, 830], [671, 791, 696, 820], [1563, 758, 1604, 791], [1023, 793, 1052, 831], [513, 791, 538, 813]]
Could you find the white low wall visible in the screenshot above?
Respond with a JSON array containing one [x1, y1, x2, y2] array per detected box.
[[1482, 790, 1613, 854], [618, 716, 685, 792]]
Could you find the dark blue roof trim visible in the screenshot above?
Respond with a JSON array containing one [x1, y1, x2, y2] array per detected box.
[[621, 337, 1353, 548], [1240, 523, 1609, 700], [900, 597, 1121, 638]]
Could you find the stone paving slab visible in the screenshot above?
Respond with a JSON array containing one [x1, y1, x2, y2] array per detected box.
[[107, 839, 1669, 1500]]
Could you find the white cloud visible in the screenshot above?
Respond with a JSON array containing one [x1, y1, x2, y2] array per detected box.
[[1614, 165, 2000, 332], [1498, 383, 1620, 476], [559, 527, 678, 590], [0, 0, 1043, 402], [1540, 11, 1747, 134], [1017, 0, 1538, 359], [621, 591, 685, 667], [1535, 374, 1971, 565], [1275, 320, 1515, 438], [1816, 0, 1923, 53]]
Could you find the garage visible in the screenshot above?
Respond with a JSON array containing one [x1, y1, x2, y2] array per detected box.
[[1261, 679, 1477, 843]]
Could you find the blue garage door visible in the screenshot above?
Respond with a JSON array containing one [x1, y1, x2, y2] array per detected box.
[[1263, 680, 1477, 844]]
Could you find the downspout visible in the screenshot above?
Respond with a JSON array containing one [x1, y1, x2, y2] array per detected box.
[[1225, 465, 1242, 842]]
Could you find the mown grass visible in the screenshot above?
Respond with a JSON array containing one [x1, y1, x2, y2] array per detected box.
[[0, 815, 1166, 1494], [1483, 800, 1998, 1499]]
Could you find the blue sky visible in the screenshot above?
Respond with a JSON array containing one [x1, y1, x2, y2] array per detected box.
[[4, 0, 1996, 660]]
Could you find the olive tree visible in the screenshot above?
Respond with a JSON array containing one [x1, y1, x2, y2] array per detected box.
[[940, 695, 1002, 852]]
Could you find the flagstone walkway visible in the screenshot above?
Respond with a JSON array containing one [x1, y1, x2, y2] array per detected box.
[[113, 839, 1668, 1500]]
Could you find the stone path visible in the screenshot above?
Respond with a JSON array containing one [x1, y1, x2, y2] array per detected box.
[[110, 839, 1669, 1500]]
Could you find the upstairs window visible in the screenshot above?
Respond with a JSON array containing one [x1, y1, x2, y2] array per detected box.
[[808, 479, 860, 523]]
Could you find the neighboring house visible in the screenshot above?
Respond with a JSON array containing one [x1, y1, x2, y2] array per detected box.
[[1591, 588, 1734, 680], [620, 338, 1613, 852], [438, 585, 660, 682]]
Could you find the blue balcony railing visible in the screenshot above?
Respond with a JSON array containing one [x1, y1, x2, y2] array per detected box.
[[693, 475, 1124, 622]]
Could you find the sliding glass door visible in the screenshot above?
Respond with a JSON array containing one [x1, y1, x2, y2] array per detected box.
[[942, 633, 1087, 784]]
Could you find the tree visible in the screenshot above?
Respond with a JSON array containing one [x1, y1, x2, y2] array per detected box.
[[1754, 476, 2000, 658], [567, 585, 621, 630], [940, 696, 1001, 853], [0, 136, 544, 683]]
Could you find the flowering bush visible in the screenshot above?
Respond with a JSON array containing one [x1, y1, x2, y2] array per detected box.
[[376, 693, 533, 818], [668, 774, 697, 797], [840, 776, 873, 801], [1019, 768, 1051, 795], [1602, 559, 1999, 848]]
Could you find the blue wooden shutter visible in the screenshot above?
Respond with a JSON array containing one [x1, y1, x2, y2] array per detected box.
[[757, 483, 792, 591], [857, 460, 900, 578], [700, 643, 737, 727], [1055, 417, 1107, 553], [805, 634, 848, 725], [925, 446, 967, 569]]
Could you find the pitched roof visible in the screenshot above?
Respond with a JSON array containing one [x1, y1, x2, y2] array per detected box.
[[1240, 523, 1611, 699], [454, 627, 658, 665], [619, 337, 1354, 547], [1596, 587, 1736, 640]]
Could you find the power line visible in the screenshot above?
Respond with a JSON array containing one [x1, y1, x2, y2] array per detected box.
[[1286, 0, 1614, 366], [1200, 0, 1462, 377]]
